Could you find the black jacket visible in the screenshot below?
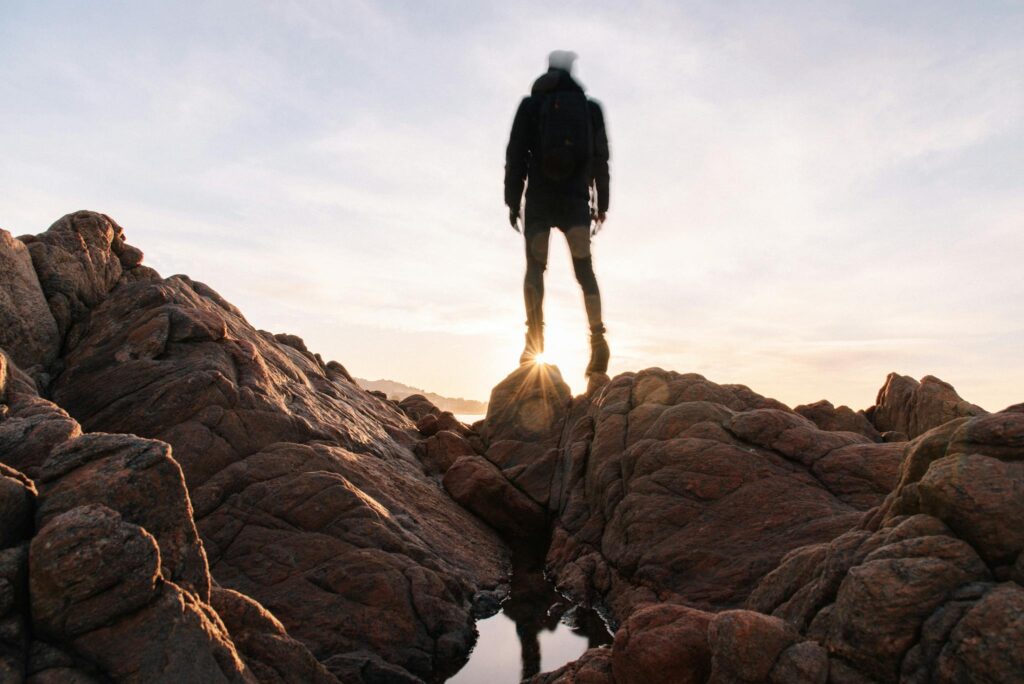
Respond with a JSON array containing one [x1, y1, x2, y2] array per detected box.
[[505, 68, 610, 226]]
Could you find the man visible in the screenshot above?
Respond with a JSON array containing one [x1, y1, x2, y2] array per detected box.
[[505, 50, 610, 377]]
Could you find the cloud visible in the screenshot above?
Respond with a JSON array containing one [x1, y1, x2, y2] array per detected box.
[[1, 0, 1021, 406]]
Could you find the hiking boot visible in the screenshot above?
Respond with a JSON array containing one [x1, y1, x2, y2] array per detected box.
[[520, 326, 544, 365], [586, 330, 609, 376]]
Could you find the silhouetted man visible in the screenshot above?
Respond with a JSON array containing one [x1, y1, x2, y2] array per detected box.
[[505, 50, 610, 376]]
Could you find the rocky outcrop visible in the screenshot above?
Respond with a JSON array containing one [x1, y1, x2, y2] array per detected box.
[[867, 372, 987, 439], [2, 211, 506, 683], [474, 365, 1021, 683], [746, 407, 1024, 682], [474, 367, 902, 623], [2, 209, 1020, 683], [18, 213, 508, 682], [1, 357, 332, 683], [0, 229, 59, 373], [795, 399, 882, 442]]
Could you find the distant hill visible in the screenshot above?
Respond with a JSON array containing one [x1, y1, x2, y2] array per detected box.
[[356, 378, 488, 416]]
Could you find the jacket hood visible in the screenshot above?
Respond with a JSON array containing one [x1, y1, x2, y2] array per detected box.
[[531, 68, 585, 96]]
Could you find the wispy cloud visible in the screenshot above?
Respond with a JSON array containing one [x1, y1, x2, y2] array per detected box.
[[1, 0, 1021, 407]]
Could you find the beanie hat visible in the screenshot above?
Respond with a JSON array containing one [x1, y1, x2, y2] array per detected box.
[[548, 50, 578, 72]]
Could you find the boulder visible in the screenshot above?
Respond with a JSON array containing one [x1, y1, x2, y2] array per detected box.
[[443, 454, 547, 541], [795, 399, 881, 442], [867, 373, 986, 439], [24, 211, 134, 340], [210, 587, 339, 684], [541, 370, 899, 620], [611, 604, 712, 684], [35, 433, 211, 598], [46, 270, 507, 682], [29, 505, 256, 683], [0, 229, 60, 371]]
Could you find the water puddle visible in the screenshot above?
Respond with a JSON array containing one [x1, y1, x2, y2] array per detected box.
[[447, 547, 612, 682]]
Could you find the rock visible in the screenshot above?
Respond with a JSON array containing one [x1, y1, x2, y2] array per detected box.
[[44, 269, 506, 681], [611, 603, 712, 684], [795, 400, 881, 442], [538, 370, 896, 622], [476, 364, 575, 511], [825, 533, 990, 681], [810, 442, 903, 508], [481, 364, 572, 444], [398, 393, 441, 422], [935, 583, 1024, 682], [0, 464, 36, 548], [443, 454, 547, 541], [707, 610, 799, 683], [29, 505, 161, 640], [35, 433, 211, 599], [0, 229, 60, 371], [25, 211, 131, 340], [210, 587, 339, 684], [29, 505, 254, 683], [866, 373, 986, 439], [769, 640, 828, 684], [916, 453, 1024, 566], [414, 429, 476, 475], [0, 391, 81, 480], [0, 465, 33, 681]]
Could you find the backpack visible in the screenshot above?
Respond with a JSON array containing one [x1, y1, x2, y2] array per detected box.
[[537, 91, 592, 182]]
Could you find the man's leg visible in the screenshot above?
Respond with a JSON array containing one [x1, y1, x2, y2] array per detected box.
[[522, 225, 551, 364], [565, 226, 609, 375]]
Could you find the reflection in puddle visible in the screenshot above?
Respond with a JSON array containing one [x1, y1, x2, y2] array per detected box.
[[448, 546, 612, 682]]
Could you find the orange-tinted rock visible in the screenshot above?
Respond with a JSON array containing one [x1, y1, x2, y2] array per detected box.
[[25, 212, 130, 340], [611, 604, 712, 684], [30, 505, 254, 683], [769, 640, 828, 684], [35, 433, 210, 599], [707, 610, 799, 682], [415, 429, 476, 475], [540, 369, 898, 622], [443, 454, 547, 541], [917, 453, 1024, 566], [45, 270, 505, 680], [934, 583, 1024, 682], [211, 587, 339, 684], [867, 373, 986, 439], [0, 229, 60, 371], [795, 399, 881, 442]]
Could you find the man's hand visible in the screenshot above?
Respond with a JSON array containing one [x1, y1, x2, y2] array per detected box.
[[509, 207, 521, 233], [591, 211, 607, 237]]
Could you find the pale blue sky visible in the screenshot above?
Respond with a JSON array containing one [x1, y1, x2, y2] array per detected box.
[[2, 1, 1022, 410]]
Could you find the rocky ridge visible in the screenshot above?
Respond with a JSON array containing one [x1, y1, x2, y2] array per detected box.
[[1, 210, 1021, 683]]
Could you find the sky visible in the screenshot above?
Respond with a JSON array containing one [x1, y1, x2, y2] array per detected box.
[[1, 0, 1022, 411]]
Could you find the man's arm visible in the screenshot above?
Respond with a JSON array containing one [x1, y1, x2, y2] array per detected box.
[[505, 97, 532, 220], [589, 99, 610, 216]]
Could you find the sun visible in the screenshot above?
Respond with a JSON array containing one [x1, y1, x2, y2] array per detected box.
[[533, 351, 547, 364]]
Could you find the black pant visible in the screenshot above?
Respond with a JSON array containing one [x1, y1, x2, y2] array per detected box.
[[523, 222, 603, 333]]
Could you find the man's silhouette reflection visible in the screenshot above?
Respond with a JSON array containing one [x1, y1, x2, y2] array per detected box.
[[503, 540, 611, 679]]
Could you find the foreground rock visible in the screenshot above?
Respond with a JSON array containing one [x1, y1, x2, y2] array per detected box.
[[2, 212, 507, 683], [479, 365, 1021, 683], [0, 229, 60, 374], [25, 212, 507, 682], [2, 353, 336, 682], [476, 367, 901, 622], [3, 210, 1020, 683]]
